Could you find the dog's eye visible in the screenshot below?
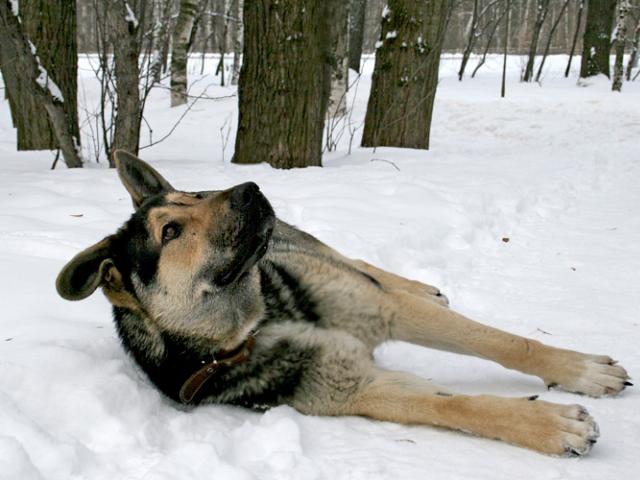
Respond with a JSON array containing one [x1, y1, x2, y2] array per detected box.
[[161, 223, 181, 244]]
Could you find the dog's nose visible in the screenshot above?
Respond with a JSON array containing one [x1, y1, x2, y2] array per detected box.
[[230, 182, 260, 209]]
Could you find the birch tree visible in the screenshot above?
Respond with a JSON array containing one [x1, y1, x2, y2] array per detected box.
[[171, 0, 199, 106], [612, 0, 629, 91], [627, 15, 640, 80], [231, 0, 243, 85]]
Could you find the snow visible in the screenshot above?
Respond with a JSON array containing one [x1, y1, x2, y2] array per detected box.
[[27, 41, 65, 103], [124, 2, 139, 29], [10, 0, 19, 17], [1, 54, 639, 479]]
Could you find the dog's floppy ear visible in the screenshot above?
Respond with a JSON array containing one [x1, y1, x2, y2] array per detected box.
[[113, 150, 174, 209], [56, 236, 116, 301]]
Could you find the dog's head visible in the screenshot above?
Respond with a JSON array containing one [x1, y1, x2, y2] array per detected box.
[[56, 151, 275, 350]]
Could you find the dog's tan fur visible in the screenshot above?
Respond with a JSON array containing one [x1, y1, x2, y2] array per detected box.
[[56, 151, 631, 457]]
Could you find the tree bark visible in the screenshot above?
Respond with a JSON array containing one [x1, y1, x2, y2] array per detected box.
[[1, 0, 79, 151], [171, 0, 199, 106], [580, 0, 616, 78], [348, 0, 367, 72], [327, 1, 350, 118], [361, 0, 451, 150], [233, 0, 334, 169], [0, 1, 83, 167], [612, 0, 629, 91]]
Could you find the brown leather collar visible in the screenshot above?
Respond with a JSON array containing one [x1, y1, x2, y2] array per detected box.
[[179, 334, 256, 404]]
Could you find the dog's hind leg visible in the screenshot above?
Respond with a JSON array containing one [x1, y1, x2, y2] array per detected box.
[[311, 369, 599, 456], [384, 290, 630, 398], [348, 259, 449, 307]]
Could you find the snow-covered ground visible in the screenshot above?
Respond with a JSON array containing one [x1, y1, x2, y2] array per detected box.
[[1, 55, 639, 479]]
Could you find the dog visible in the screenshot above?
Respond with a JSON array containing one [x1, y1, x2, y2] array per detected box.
[[56, 151, 630, 456]]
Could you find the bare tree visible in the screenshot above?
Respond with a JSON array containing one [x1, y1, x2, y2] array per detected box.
[[501, 0, 510, 97], [565, 0, 585, 78], [534, 0, 570, 82], [612, 0, 630, 91], [171, 0, 199, 106], [361, 1, 451, 149], [87, 1, 159, 164], [0, 1, 83, 167], [580, 0, 617, 78], [471, 3, 508, 78], [522, 0, 550, 82], [458, 0, 501, 81], [234, 0, 336, 169]]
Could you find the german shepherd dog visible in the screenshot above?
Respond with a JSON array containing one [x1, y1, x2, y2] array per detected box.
[[57, 151, 630, 456]]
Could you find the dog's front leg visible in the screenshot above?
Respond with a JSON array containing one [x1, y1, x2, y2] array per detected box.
[[383, 291, 630, 397], [322, 369, 599, 456]]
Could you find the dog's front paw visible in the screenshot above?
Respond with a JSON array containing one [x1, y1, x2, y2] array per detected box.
[[544, 353, 631, 398]]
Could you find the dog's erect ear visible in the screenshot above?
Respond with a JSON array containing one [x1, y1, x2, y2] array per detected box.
[[56, 236, 117, 301], [113, 150, 174, 209]]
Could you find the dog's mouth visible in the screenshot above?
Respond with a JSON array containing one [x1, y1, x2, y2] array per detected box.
[[215, 219, 274, 286], [214, 191, 275, 287]]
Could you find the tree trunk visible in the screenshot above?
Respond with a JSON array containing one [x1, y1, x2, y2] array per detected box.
[[171, 0, 199, 106], [612, 1, 629, 91], [327, 1, 350, 118], [231, 0, 243, 85], [348, 0, 367, 72], [1, 0, 79, 151], [361, 0, 451, 150], [107, 1, 146, 159], [625, 12, 640, 80], [233, 0, 334, 169], [0, 1, 83, 167], [580, 0, 616, 78], [565, 0, 584, 78], [522, 0, 550, 82]]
